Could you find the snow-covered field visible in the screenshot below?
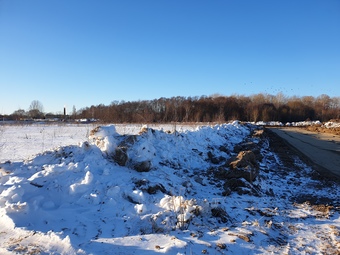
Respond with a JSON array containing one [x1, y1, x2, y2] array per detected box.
[[0, 122, 339, 254], [0, 123, 200, 163]]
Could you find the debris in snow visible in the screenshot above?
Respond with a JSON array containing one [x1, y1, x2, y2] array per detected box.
[[0, 122, 339, 254]]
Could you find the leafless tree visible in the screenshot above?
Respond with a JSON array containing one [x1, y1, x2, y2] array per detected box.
[[12, 109, 26, 120], [76, 93, 340, 123], [28, 100, 44, 119]]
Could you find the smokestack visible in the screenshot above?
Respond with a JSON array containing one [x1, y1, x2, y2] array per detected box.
[[64, 106, 66, 118]]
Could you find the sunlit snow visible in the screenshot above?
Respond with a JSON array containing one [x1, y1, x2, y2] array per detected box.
[[0, 122, 339, 254]]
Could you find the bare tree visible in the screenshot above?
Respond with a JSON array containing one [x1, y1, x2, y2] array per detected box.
[[28, 100, 44, 119], [12, 109, 26, 120], [76, 93, 340, 123], [72, 105, 77, 119]]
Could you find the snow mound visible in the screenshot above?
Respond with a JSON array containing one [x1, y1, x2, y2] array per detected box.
[[0, 122, 251, 253], [89, 125, 119, 155], [1, 122, 339, 254], [289, 120, 322, 126], [324, 121, 340, 128], [89, 122, 250, 173]]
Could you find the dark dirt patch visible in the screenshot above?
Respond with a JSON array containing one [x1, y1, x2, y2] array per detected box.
[[294, 194, 335, 206], [263, 128, 298, 168]]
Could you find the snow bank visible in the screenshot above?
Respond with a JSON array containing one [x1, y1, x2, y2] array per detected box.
[[324, 121, 340, 128], [0, 122, 339, 254], [254, 120, 324, 126], [288, 120, 322, 126], [89, 122, 250, 173], [89, 125, 119, 155], [255, 121, 283, 126]]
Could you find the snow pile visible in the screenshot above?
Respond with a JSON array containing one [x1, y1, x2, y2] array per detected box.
[[324, 121, 340, 128], [287, 120, 322, 126], [0, 122, 339, 254], [254, 120, 325, 127], [89, 125, 120, 156], [255, 121, 283, 126], [89, 121, 248, 173]]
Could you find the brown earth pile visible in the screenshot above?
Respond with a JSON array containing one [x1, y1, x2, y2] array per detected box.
[[302, 119, 340, 135], [304, 126, 340, 136]]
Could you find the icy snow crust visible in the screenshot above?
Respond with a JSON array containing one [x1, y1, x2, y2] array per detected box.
[[0, 122, 339, 254]]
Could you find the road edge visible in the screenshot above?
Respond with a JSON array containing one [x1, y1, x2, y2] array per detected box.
[[265, 127, 340, 183]]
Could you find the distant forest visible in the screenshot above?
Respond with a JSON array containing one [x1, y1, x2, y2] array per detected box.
[[75, 93, 339, 123], [5, 93, 339, 123]]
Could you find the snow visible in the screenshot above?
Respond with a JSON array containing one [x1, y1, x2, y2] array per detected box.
[[324, 121, 340, 128], [0, 122, 339, 254], [254, 121, 283, 126], [289, 120, 322, 126], [254, 120, 324, 127]]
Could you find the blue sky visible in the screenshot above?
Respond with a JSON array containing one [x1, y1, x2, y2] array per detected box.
[[1, 0, 339, 115]]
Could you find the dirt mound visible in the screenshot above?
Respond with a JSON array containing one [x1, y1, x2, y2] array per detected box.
[[227, 150, 259, 182], [304, 125, 340, 136]]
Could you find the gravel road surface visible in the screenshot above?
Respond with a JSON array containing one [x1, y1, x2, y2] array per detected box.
[[268, 127, 340, 180]]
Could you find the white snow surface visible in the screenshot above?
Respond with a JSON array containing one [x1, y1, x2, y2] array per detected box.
[[254, 120, 324, 127], [324, 121, 340, 128], [0, 122, 339, 254]]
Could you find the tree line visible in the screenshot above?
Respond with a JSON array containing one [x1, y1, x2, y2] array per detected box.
[[3, 94, 339, 123], [76, 93, 340, 123], [7, 100, 76, 121]]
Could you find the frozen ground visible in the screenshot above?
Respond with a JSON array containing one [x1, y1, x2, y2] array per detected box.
[[0, 122, 339, 254], [0, 123, 200, 163]]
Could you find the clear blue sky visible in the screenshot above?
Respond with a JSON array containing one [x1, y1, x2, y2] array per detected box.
[[1, 0, 339, 115]]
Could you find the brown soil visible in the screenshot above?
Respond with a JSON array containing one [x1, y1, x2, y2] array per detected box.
[[303, 125, 340, 136]]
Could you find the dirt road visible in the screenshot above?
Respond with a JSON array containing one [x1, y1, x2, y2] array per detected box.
[[267, 127, 340, 180]]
